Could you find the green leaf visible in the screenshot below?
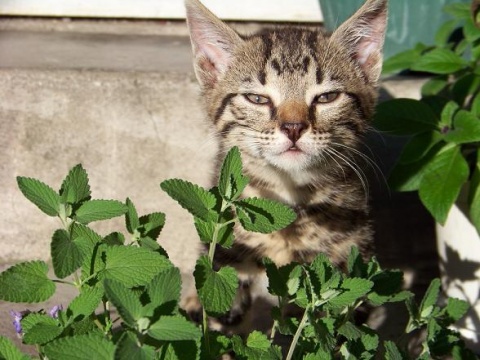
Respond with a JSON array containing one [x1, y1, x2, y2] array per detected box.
[[382, 48, 424, 75], [104, 279, 143, 328], [148, 315, 201, 341], [444, 297, 469, 324], [439, 101, 460, 129], [158, 341, 200, 360], [451, 74, 480, 105], [74, 199, 128, 224], [235, 197, 296, 234], [373, 99, 439, 135], [368, 270, 409, 306], [389, 142, 444, 192], [125, 198, 140, 234], [0, 336, 29, 360], [245, 331, 271, 350], [421, 76, 449, 97], [51, 229, 89, 279], [398, 132, 443, 165], [115, 332, 155, 360], [218, 147, 249, 201], [472, 93, 480, 118], [147, 267, 182, 312], [138, 212, 166, 242], [443, 3, 471, 19], [469, 153, 480, 234], [103, 232, 125, 246], [419, 145, 469, 224], [444, 110, 480, 144], [21, 313, 62, 345], [43, 334, 115, 360], [68, 287, 103, 320], [420, 278, 441, 318], [264, 259, 301, 297], [59, 164, 91, 204], [464, 18, 480, 43], [338, 322, 363, 340], [194, 216, 234, 248], [17, 177, 60, 216], [160, 179, 217, 221], [328, 278, 373, 308], [71, 222, 102, 246], [411, 48, 467, 74], [194, 256, 237, 316], [384, 340, 406, 360], [435, 20, 459, 47], [101, 246, 171, 287], [0, 261, 55, 303]]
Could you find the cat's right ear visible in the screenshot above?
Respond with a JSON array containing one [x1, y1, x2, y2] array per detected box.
[[185, 0, 243, 89]]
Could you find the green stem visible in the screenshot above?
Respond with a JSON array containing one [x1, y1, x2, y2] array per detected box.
[[286, 305, 310, 360], [52, 279, 76, 286]]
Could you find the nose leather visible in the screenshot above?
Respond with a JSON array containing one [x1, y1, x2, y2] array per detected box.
[[277, 100, 309, 143]]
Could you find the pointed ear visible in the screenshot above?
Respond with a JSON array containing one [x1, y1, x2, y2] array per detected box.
[[330, 0, 388, 84], [185, 0, 243, 88]]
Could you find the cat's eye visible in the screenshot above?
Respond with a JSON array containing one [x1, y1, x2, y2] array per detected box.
[[313, 92, 340, 104], [244, 93, 271, 105]]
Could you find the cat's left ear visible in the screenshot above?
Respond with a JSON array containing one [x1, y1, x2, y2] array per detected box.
[[185, 0, 244, 89], [330, 0, 388, 84]]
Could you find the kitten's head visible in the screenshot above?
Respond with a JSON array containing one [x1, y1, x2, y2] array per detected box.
[[185, 0, 387, 174]]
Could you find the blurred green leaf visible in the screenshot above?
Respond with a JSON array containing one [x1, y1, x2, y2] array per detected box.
[[411, 49, 467, 74]]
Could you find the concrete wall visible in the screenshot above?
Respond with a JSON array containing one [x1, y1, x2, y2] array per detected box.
[[0, 66, 216, 274]]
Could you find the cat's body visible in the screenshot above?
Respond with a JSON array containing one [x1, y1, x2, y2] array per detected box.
[[185, 0, 387, 330]]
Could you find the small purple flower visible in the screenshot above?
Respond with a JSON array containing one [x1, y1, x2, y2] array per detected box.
[[441, 125, 450, 134], [49, 305, 63, 318], [9, 310, 30, 335]]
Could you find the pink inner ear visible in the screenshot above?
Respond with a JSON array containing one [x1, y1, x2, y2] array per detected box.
[[357, 41, 379, 65], [199, 42, 232, 73]]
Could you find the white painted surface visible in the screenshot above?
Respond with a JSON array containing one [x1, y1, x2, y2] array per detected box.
[[0, 0, 323, 22]]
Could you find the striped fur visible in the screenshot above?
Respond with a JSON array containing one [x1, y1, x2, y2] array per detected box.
[[185, 0, 388, 330]]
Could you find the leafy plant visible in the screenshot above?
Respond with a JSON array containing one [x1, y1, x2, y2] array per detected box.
[[375, 2, 480, 232], [0, 148, 476, 359]]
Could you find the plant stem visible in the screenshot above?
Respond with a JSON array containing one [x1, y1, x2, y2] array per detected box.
[[286, 305, 310, 360]]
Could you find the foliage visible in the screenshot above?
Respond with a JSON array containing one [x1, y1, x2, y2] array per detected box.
[[0, 148, 476, 359], [375, 2, 480, 232]]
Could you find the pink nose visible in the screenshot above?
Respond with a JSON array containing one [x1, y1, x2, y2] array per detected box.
[[280, 122, 308, 143]]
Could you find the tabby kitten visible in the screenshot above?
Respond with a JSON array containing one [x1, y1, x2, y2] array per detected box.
[[185, 0, 387, 328]]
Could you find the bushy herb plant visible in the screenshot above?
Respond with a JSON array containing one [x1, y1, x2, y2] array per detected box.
[[0, 147, 476, 359], [374, 2, 480, 232]]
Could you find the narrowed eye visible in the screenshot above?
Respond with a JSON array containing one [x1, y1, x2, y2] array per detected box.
[[313, 92, 340, 104], [244, 93, 271, 105]]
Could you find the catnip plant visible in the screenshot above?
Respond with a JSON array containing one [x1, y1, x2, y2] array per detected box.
[[0, 147, 476, 359]]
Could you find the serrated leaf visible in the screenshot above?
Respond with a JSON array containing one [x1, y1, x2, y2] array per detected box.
[[0, 261, 55, 303], [194, 256, 237, 316], [138, 212, 165, 242], [367, 270, 405, 306], [338, 322, 363, 340], [218, 146, 249, 201], [74, 199, 127, 224], [17, 177, 60, 216], [420, 278, 441, 319], [384, 340, 406, 360], [194, 215, 234, 248], [125, 198, 140, 234], [68, 287, 103, 320], [71, 222, 102, 245], [59, 164, 91, 204], [161, 179, 217, 221], [246, 331, 271, 350], [373, 99, 439, 135], [103, 232, 125, 246], [412, 49, 467, 74], [469, 154, 480, 234], [158, 341, 200, 360], [51, 229, 89, 279], [43, 334, 115, 360], [115, 332, 155, 360], [101, 246, 172, 287], [21, 313, 62, 345], [0, 336, 29, 360], [328, 278, 373, 308], [235, 197, 296, 234], [444, 110, 480, 144], [104, 279, 143, 328], [148, 315, 201, 341], [444, 297, 469, 324], [419, 145, 469, 224], [147, 267, 181, 313]]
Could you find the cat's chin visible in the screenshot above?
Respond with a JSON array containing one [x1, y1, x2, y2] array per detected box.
[[266, 148, 317, 173]]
